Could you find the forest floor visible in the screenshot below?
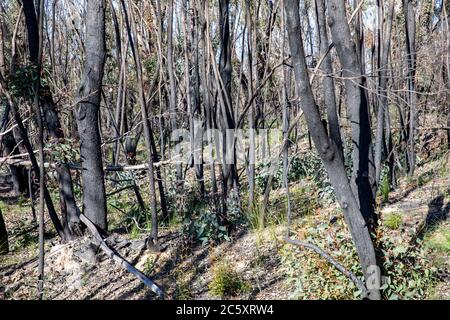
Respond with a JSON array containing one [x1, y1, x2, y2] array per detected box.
[[0, 155, 449, 300]]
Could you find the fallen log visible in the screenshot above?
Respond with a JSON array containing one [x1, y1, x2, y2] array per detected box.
[[79, 213, 164, 298], [0, 158, 182, 171]]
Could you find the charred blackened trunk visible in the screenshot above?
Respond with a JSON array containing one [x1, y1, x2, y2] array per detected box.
[[218, 0, 238, 202], [0, 209, 8, 254], [404, 0, 417, 176], [0, 73, 66, 241], [315, 0, 343, 158], [187, 2, 205, 196], [21, 0, 39, 63], [285, 0, 380, 299], [76, 0, 107, 230], [1, 107, 28, 195], [327, 0, 376, 226], [374, 0, 395, 186], [124, 135, 146, 211], [22, 0, 81, 238]]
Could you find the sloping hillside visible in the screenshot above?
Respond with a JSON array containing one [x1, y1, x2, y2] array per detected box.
[[1, 156, 449, 300]]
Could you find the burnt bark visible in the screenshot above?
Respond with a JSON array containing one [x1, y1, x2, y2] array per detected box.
[[404, 0, 417, 176], [315, 0, 343, 158], [374, 0, 395, 186], [0, 209, 8, 254], [75, 0, 107, 230], [218, 0, 238, 200], [21, 0, 39, 63], [327, 0, 376, 225], [285, 0, 380, 299], [22, 0, 81, 238], [186, 2, 205, 196], [1, 124, 28, 195]]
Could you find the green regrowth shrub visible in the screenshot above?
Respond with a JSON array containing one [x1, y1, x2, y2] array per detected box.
[[384, 213, 403, 230], [209, 262, 251, 298], [182, 198, 230, 246], [379, 173, 391, 203]]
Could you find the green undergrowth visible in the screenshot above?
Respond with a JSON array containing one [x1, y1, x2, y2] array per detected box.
[[383, 213, 403, 230], [423, 221, 450, 253], [209, 261, 252, 298], [280, 212, 442, 300]]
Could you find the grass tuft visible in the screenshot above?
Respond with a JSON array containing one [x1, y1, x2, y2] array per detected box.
[[209, 262, 251, 298], [384, 213, 403, 230]]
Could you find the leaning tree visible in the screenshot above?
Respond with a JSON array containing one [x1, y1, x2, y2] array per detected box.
[[284, 0, 381, 300]]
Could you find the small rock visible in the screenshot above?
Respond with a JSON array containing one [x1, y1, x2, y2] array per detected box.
[[129, 240, 145, 251], [73, 243, 98, 265]]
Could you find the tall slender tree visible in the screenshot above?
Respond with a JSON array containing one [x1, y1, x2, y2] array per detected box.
[[284, 0, 380, 299], [218, 0, 238, 202], [374, 0, 395, 186], [315, 0, 342, 158], [75, 0, 107, 230], [327, 0, 376, 225], [0, 6, 28, 196], [122, 0, 161, 248], [21, 0, 81, 239], [167, 0, 183, 189], [34, 0, 45, 299], [404, 0, 417, 176]]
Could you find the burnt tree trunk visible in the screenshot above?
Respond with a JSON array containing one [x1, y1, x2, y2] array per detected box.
[[218, 0, 238, 203], [404, 0, 417, 176], [1, 107, 28, 195], [123, 0, 161, 245], [21, 0, 39, 62], [327, 0, 376, 225], [22, 0, 81, 238], [186, 2, 205, 196], [198, 0, 218, 196], [374, 0, 395, 186], [315, 0, 343, 158], [0, 209, 8, 254], [285, 0, 381, 300], [75, 0, 107, 230]]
